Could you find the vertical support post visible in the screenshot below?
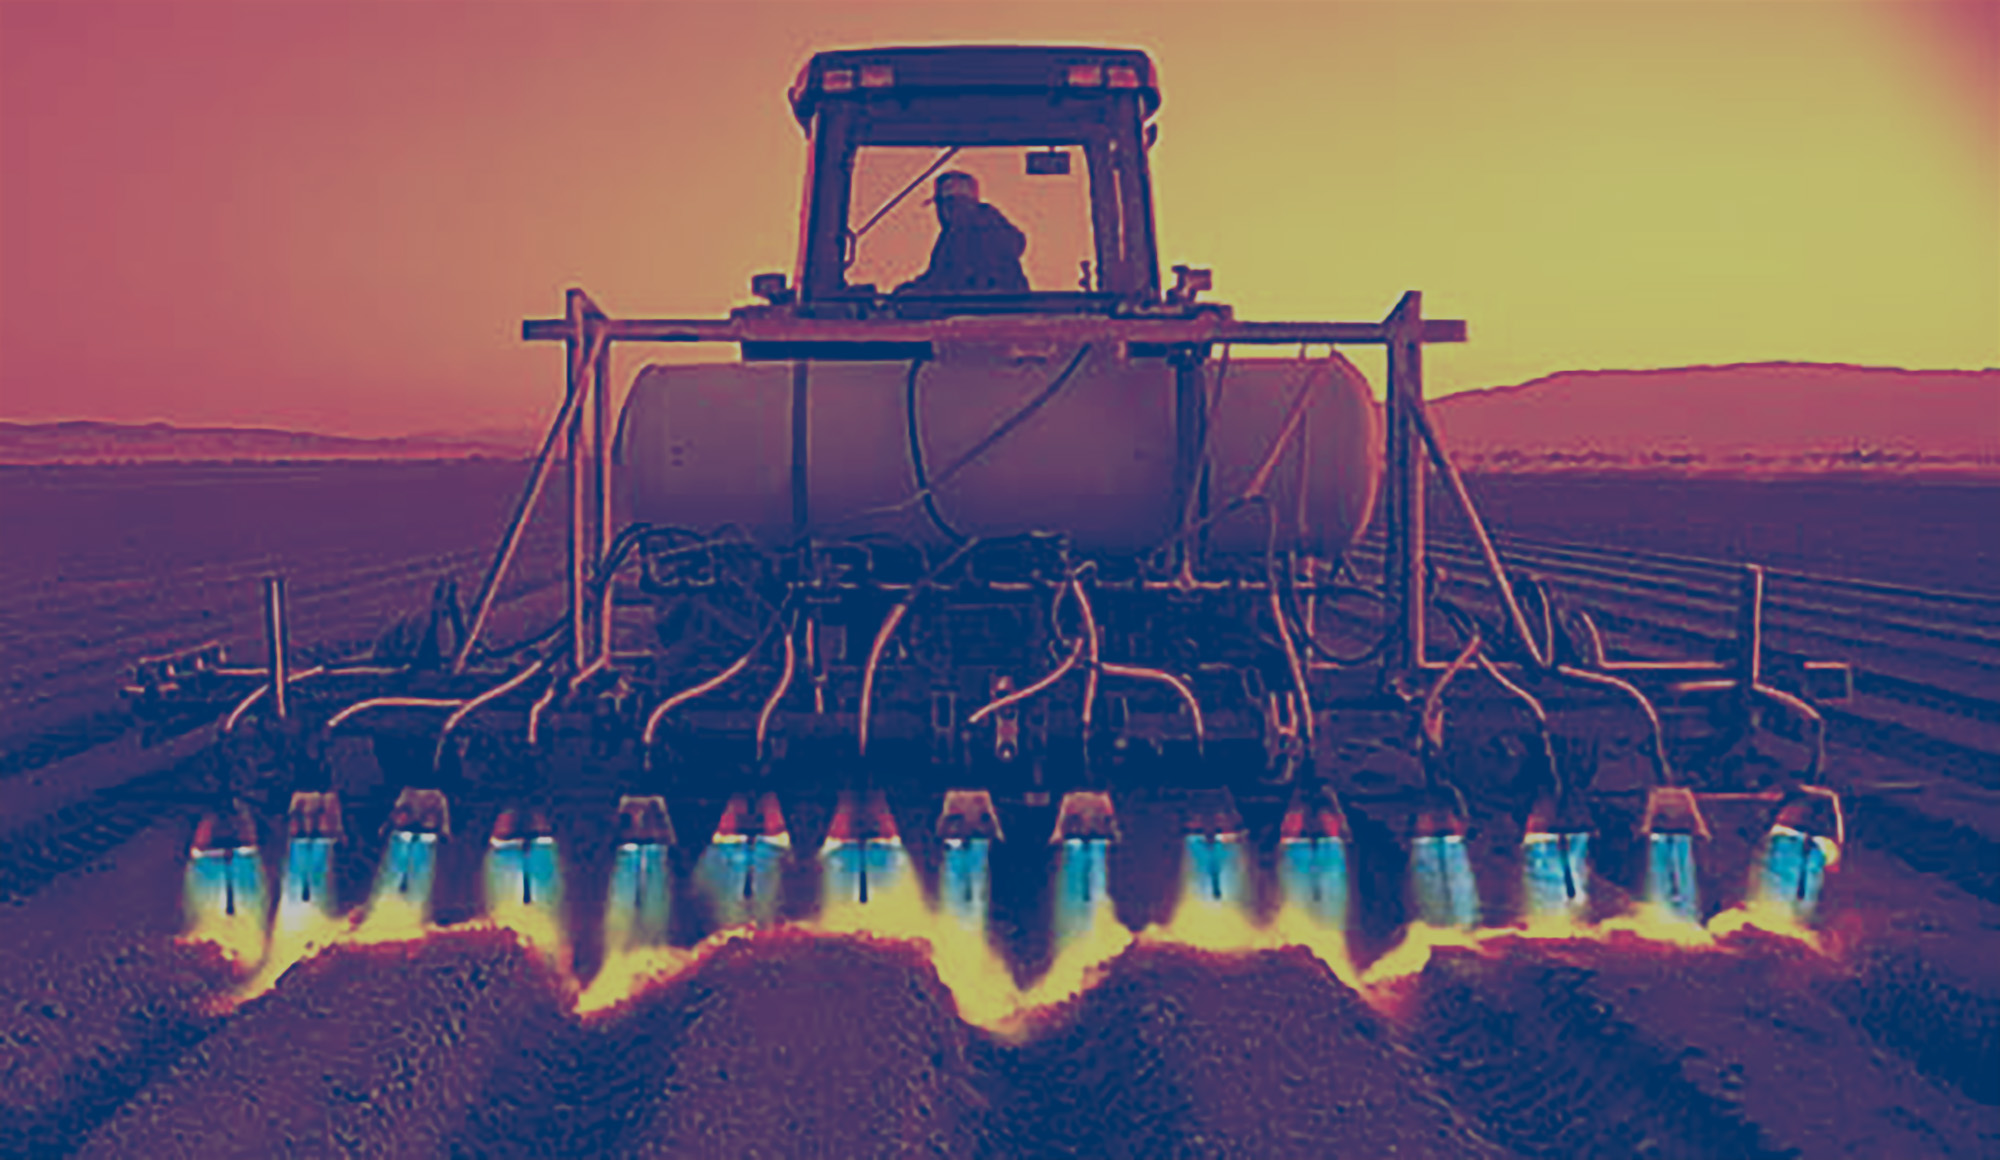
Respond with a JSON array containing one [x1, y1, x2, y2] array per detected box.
[[1383, 343, 1404, 647], [566, 290, 589, 674], [1736, 564, 1766, 726], [1384, 292, 1427, 672], [594, 326, 613, 662], [791, 361, 811, 540], [1736, 564, 1765, 687], [455, 290, 600, 675], [1170, 348, 1206, 550], [262, 575, 290, 720]]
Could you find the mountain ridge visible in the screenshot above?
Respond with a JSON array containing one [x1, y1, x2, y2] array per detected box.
[[0, 419, 532, 464], [6, 362, 1995, 472], [1426, 362, 1998, 475]]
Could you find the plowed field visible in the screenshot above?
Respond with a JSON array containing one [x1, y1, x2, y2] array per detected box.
[[3, 464, 1995, 1158]]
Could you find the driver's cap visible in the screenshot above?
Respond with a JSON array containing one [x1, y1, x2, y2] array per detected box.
[[925, 171, 980, 204]]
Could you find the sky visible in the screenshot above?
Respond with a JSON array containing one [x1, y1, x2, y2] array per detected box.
[[2, 0, 1994, 439]]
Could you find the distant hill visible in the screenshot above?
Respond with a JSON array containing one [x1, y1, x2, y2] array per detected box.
[[1428, 363, 2000, 475], [0, 421, 532, 464], [7, 362, 1996, 473]]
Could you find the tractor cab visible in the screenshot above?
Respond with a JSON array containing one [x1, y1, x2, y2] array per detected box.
[[768, 46, 1192, 320]]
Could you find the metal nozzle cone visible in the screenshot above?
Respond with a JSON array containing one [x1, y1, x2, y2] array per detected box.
[[1181, 787, 1243, 836], [1414, 807, 1469, 839], [389, 788, 452, 837], [1772, 784, 1845, 846], [1641, 786, 1711, 839], [615, 795, 677, 846], [714, 792, 791, 843], [490, 805, 553, 843], [287, 792, 344, 841], [937, 789, 1004, 842], [757, 792, 788, 840], [192, 802, 259, 852], [824, 788, 899, 844], [1526, 791, 1593, 839], [1051, 790, 1119, 843], [1280, 784, 1348, 842]]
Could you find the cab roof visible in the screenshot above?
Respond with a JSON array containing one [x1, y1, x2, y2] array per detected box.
[[788, 45, 1161, 129]]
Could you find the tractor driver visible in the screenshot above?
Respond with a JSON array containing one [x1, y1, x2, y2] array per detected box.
[[895, 171, 1030, 295]]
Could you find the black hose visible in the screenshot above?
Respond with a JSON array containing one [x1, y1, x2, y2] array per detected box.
[[1278, 568, 1392, 666], [1180, 343, 1231, 567], [466, 523, 735, 665], [1516, 572, 1562, 667], [1433, 594, 1485, 650], [917, 343, 1094, 496], [905, 358, 968, 544]]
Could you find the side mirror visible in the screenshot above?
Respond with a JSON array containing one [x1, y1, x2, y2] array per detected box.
[[1168, 264, 1212, 305], [751, 272, 793, 305]]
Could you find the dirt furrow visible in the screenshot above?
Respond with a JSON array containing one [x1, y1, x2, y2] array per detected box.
[[0, 808, 237, 1159], [615, 933, 989, 1160], [1415, 936, 2000, 1158], [984, 942, 1508, 1159], [75, 929, 567, 1160]]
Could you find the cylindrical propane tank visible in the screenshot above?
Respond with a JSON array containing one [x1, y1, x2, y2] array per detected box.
[[618, 340, 1380, 558]]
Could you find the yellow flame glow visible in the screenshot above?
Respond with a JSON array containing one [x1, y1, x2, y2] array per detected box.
[[928, 920, 1029, 1031], [1706, 902, 1822, 950], [1267, 903, 1363, 989], [1143, 890, 1265, 953], [348, 889, 437, 946], [1011, 900, 1133, 1033], [1361, 922, 1486, 985], [815, 857, 931, 939], [812, 863, 1037, 1033], [1138, 881, 1363, 990], [178, 910, 267, 973], [1599, 903, 1717, 948], [229, 902, 349, 1005], [485, 900, 569, 972], [578, 926, 761, 1016], [179, 826, 1840, 1029], [577, 945, 693, 1015], [177, 863, 268, 973]]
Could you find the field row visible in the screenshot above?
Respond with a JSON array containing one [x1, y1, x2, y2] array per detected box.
[[2, 806, 1994, 1158]]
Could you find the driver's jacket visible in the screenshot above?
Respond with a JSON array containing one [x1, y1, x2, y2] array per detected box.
[[902, 202, 1029, 294]]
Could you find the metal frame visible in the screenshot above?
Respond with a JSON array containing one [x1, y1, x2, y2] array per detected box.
[[500, 287, 1471, 688], [128, 286, 1846, 793]]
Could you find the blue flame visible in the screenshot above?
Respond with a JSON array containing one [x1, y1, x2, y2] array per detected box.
[[939, 838, 991, 930], [1411, 834, 1480, 929], [372, 830, 440, 918], [486, 835, 562, 909], [1278, 836, 1350, 932], [186, 845, 267, 924], [1182, 834, 1250, 908], [280, 836, 337, 916], [1053, 837, 1113, 948], [1522, 832, 1591, 922], [693, 837, 787, 927], [605, 841, 672, 951], [819, 838, 913, 908], [1752, 826, 1833, 923], [1646, 831, 1701, 923]]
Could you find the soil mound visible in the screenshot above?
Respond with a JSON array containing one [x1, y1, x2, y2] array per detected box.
[[0, 931, 233, 1156], [620, 931, 988, 1159], [73, 927, 567, 1158], [982, 942, 1506, 1159], [1417, 936, 2000, 1158]]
